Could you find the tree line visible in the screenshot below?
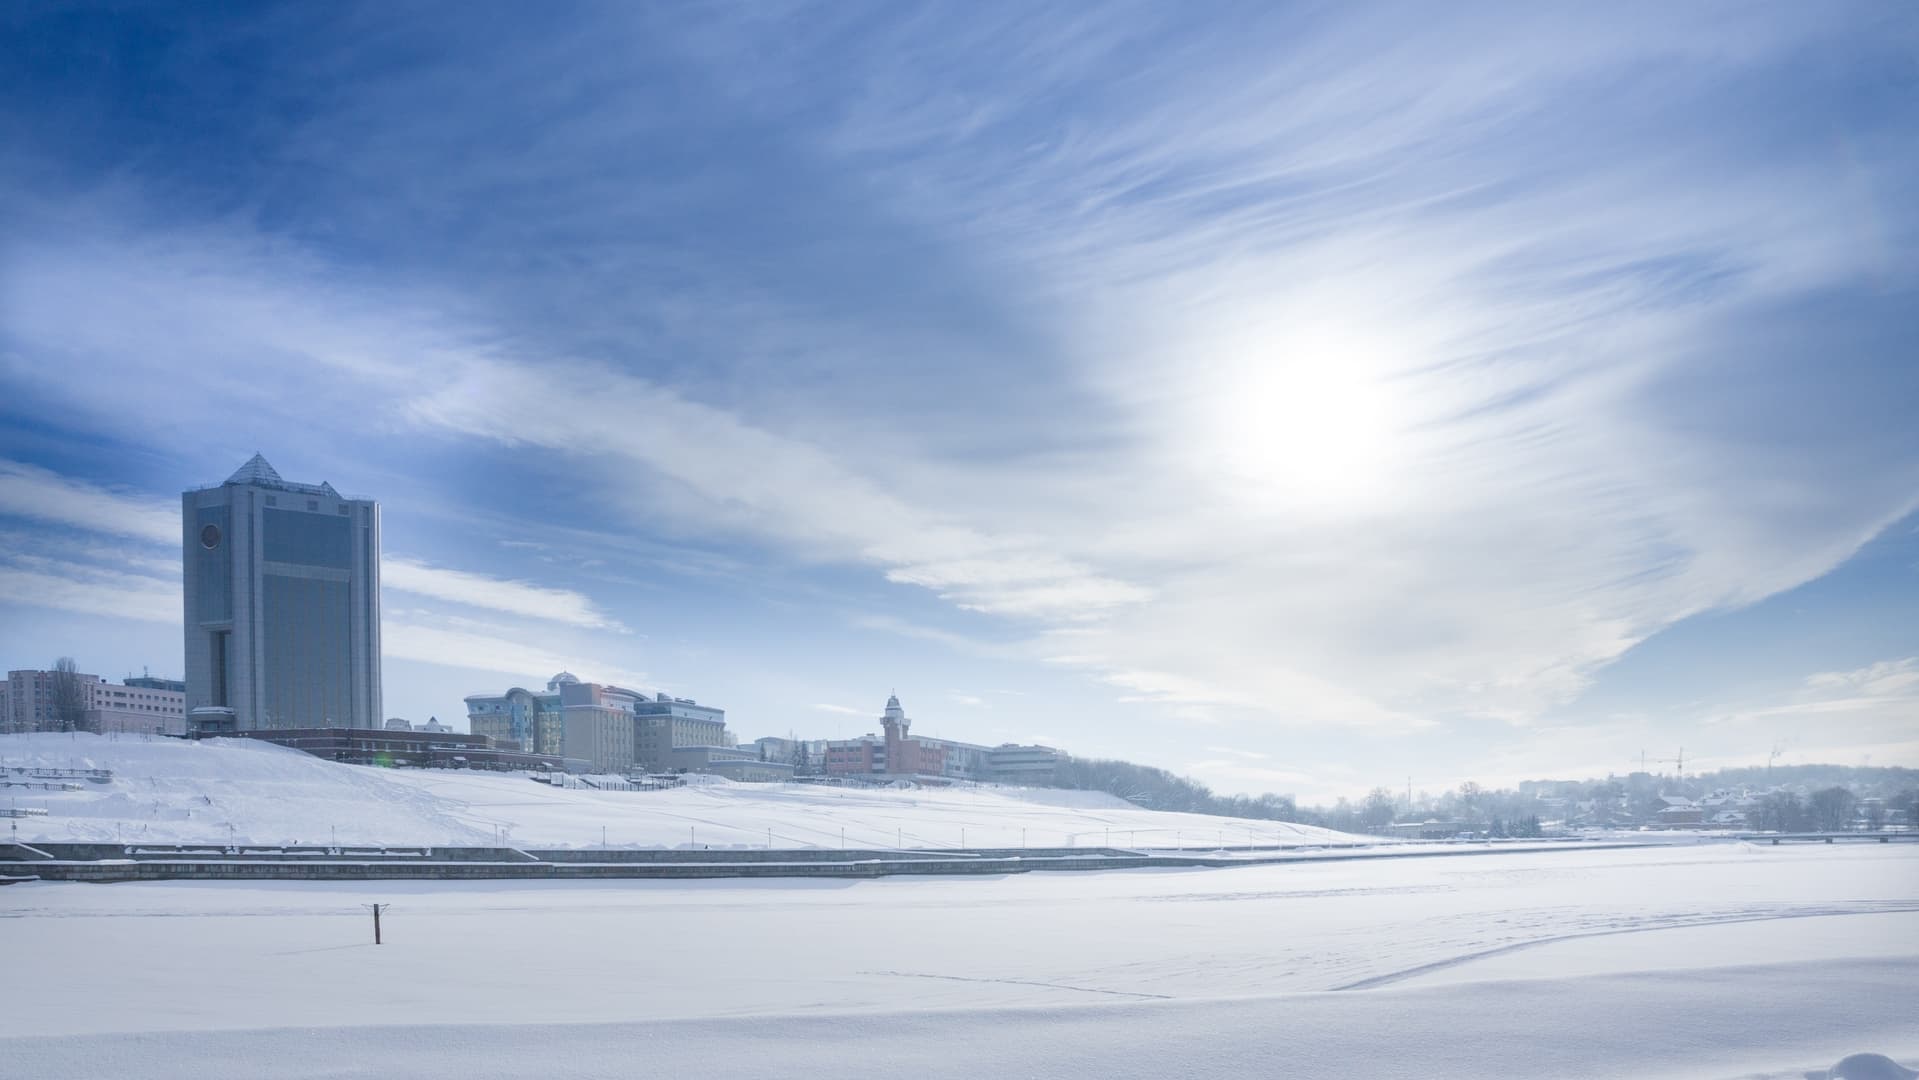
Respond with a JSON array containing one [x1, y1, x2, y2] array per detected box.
[[1049, 753, 1918, 836]]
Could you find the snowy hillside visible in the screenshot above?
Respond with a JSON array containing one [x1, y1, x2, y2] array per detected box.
[[0, 733, 1365, 849]]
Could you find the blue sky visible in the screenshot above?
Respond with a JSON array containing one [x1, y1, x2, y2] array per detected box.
[[2, 2, 1915, 802]]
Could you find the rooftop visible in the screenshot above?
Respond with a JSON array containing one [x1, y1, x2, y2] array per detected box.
[[191, 453, 359, 499]]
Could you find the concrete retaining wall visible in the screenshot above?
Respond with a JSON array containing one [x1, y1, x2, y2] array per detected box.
[[0, 840, 1682, 884]]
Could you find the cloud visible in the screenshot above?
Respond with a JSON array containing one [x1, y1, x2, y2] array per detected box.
[[1, 3, 1914, 763], [812, 703, 867, 716], [0, 460, 177, 545], [1696, 658, 1919, 741], [384, 556, 627, 632], [380, 616, 648, 690], [1802, 657, 1919, 700], [0, 559, 179, 623]]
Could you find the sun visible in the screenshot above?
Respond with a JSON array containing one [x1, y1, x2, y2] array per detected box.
[[1203, 324, 1406, 513]]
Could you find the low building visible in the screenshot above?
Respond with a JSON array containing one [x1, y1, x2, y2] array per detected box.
[[3, 668, 187, 735], [219, 727, 562, 771], [663, 744, 793, 783], [987, 743, 1060, 784], [1654, 803, 1705, 827], [819, 696, 1061, 784], [823, 733, 886, 777], [748, 736, 828, 768], [705, 757, 795, 783], [86, 677, 188, 736], [1389, 820, 1480, 840]]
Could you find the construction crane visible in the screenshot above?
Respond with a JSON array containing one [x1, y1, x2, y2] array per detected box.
[[1636, 747, 1686, 780], [1651, 747, 1686, 781]]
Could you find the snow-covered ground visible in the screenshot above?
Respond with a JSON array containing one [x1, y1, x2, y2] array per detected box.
[[1, 732, 1365, 849], [5, 842, 1915, 1077]]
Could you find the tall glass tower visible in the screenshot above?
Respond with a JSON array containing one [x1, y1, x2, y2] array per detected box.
[[182, 454, 382, 732]]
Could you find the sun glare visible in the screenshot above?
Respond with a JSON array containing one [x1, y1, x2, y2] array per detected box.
[[1205, 325, 1405, 513]]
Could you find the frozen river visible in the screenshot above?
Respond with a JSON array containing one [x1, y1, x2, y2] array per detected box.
[[6, 840, 1915, 1078]]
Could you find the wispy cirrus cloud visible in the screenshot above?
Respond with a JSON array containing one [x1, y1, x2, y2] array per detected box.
[[381, 614, 647, 690], [0, 460, 177, 545], [384, 556, 627, 632], [1, 3, 1915, 782], [0, 557, 179, 624]]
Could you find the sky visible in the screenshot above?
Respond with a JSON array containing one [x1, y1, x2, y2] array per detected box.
[[1, 2, 1915, 804]]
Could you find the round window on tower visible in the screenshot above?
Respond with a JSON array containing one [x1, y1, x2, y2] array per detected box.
[[200, 524, 222, 549]]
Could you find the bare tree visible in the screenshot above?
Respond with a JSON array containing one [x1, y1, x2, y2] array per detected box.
[[1808, 786, 1857, 832], [1361, 787, 1397, 834], [1864, 801, 1886, 832], [1456, 780, 1483, 821], [50, 657, 89, 733]]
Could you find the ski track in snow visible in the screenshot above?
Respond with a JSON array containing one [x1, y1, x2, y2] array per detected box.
[[1336, 900, 1919, 989]]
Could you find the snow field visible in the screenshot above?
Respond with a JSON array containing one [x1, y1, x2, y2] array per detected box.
[[7, 733, 1916, 1078], [4, 959, 1913, 1080], [1, 732, 1365, 849]]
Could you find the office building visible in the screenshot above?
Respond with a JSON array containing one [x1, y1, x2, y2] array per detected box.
[[633, 692, 730, 772], [467, 672, 643, 772], [467, 676, 737, 776], [182, 455, 382, 733], [557, 676, 640, 774], [465, 675, 569, 756]]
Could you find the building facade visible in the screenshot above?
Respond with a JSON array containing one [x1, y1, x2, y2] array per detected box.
[[633, 693, 730, 772], [465, 674, 569, 756], [2, 669, 186, 735], [665, 744, 791, 781], [820, 695, 1060, 784], [86, 676, 187, 735], [182, 455, 382, 733], [466, 676, 737, 776], [986, 743, 1060, 784], [748, 736, 828, 769], [225, 727, 561, 772], [2, 668, 85, 733], [822, 733, 887, 776], [557, 676, 640, 774]]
